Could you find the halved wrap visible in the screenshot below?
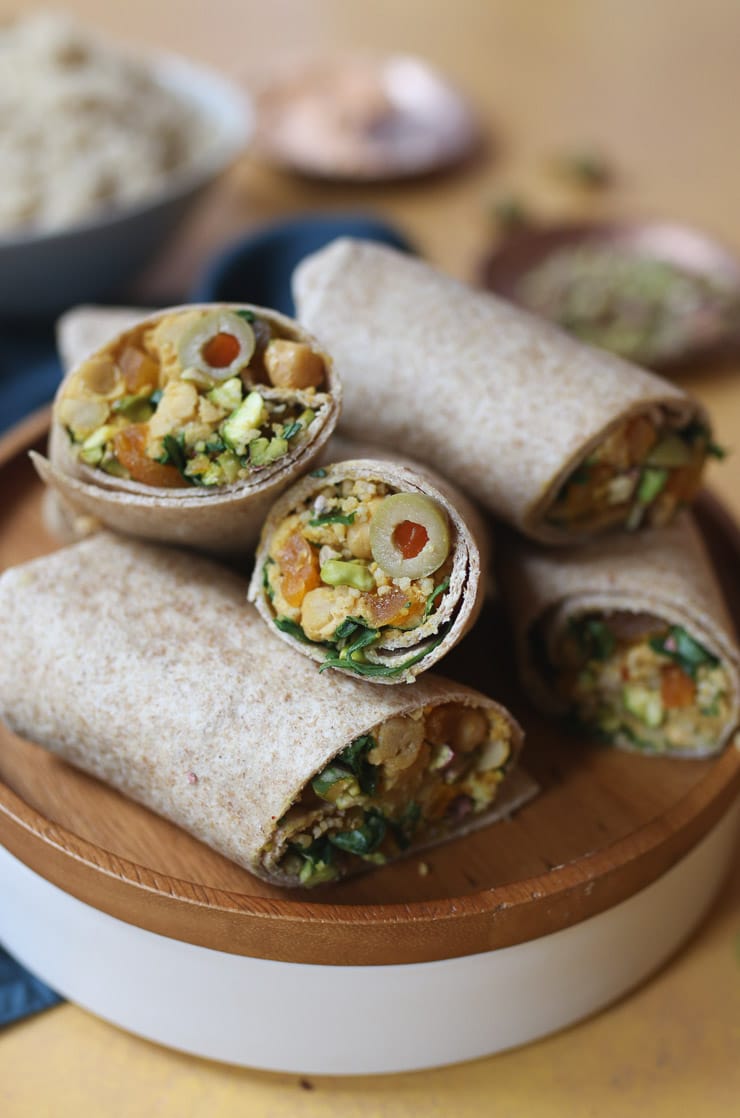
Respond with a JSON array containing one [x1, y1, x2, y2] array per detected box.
[[248, 446, 488, 683], [498, 514, 740, 757], [33, 301, 341, 557], [0, 534, 534, 887], [294, 239, 719, 544]]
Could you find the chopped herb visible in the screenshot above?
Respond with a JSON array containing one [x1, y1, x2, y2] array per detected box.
[[203, 434, 227, 454], [235, 309, 255, 323], [571, 617, 616, 661], [281, 421, 302, 441], [649, 626, 719, 678], [309, 510, 357, 528], [310, 468, 328, 478], [338, 734, 378, 796], [423, 577, 450, 619], [157, 433, 191, 482], [330, 809, 386, 857], [149, 389, 163, 406], [708, 441, 728, 460], [262, 558, 275, 602]]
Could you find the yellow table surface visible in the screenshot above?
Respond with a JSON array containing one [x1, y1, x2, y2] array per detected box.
[[2, 1, 739, 1113]]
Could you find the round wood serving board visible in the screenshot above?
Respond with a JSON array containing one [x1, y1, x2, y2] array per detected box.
[[1, 409, 739, 967]]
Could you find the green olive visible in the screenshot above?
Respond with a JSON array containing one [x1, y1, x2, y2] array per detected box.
[[176, 310, 255, 382], [369, 493, 450, 579]]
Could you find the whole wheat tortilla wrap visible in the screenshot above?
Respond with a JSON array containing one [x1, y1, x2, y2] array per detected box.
[[498, 514, 740, 757], [294, 239, 717, 544], [248, 442, 488, 683], [0, 534, 534, 888], [33, 301, 341, 557]]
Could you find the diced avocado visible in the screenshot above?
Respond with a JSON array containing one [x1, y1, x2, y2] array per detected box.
[[249, 435, 288, 467], [622, 685, 664, 728], [320, 559, 375, 591], [636, 467, 668, 505], [208, 377, 243, 411], [221, 391, 267, 454], [645, 434, 692, 468], [194, 450, 243, 486]]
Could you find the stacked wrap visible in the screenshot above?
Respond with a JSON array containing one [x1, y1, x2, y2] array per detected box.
[[33, 302, 341, 557], [0, 534, 533, 886], [498, 514, 740, 757], [294, 238, 710, 544]]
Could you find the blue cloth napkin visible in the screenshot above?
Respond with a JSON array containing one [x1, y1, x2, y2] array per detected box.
[[0, 319, 62, 433], [0, 210, 412, 1026], [0, 947, 62, 1026]]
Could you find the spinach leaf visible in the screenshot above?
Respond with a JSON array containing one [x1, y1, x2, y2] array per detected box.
[[290, 836, 337, 885], [262, 558, 275, 602], [157, 433, 193, 483], [281, 421, 302, 441], [423, 576, 450, 619], [311, 764, 355, 799], [235, 309, 255, 323], [274, 616, 313, 644], [649, 626, 719, 678], [331, 616, 380, 658], [310, 468, 328, 478], [330, 810, 386, 857], [320, 624, 452, 679], [309, 510, 357, 528], [338, 734, 377, 795], [203, 434, 227, 454]]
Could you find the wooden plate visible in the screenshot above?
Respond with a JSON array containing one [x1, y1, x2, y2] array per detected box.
[[1, 409, 739, 967]]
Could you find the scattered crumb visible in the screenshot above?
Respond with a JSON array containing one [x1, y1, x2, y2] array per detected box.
[[299, 1078, 315, 1090], [186, 771, 198, 785], [418, 861, 430, 877]]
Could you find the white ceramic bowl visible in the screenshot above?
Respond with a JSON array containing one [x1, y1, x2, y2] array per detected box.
[[0, 52, 252, 319]]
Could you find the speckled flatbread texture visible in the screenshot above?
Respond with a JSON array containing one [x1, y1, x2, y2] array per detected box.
[[34, 302, 342, 558], [498, 512, 740, 756], [293, 238, 709, 544], [0, 533, 533, 886], [248, 441, 489, 682]]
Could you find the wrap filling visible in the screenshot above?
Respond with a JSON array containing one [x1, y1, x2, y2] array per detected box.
[[56, 308, 330, 489], [538, 610, 731, 753], [546, 415, 721, 533], [263, 701, 514, 885], [263, 477, 455, 678]]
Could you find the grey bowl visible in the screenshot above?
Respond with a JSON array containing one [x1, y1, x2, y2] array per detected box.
[[0, 52, 252, 320]]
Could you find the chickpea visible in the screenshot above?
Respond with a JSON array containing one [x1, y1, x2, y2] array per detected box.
[[346, 519, 372, 559], [264, 340, 325, 390], [425, 704, 489, 753]]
